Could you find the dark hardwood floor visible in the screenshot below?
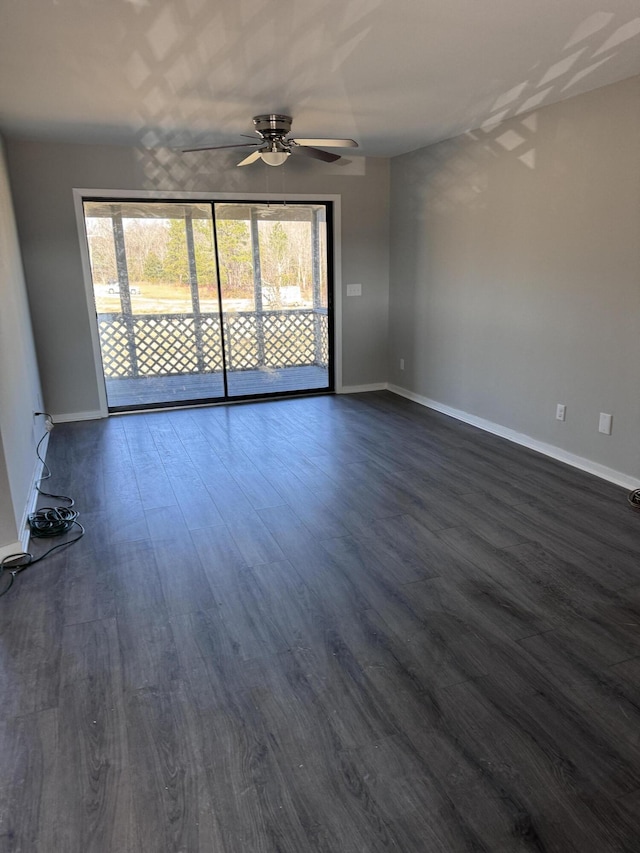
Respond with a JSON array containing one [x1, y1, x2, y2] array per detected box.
[[2, 391, 640, 852]]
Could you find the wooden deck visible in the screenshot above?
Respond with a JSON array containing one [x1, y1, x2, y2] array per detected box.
[[105, 365, 329, 408]]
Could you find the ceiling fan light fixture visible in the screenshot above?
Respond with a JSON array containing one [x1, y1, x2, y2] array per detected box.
[[260, 147, 290, 166], [261, 151, 290, 166]]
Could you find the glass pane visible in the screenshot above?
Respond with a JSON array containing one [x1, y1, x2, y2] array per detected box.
[[84, 201, 225, 409], [215, 203, 331, 398]]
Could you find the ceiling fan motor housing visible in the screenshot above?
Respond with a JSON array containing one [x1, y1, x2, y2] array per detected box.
[[252, 114, 293, 139]]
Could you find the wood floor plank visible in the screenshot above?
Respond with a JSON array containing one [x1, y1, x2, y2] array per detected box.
[[517, 632, 640, 758], [244, 661, 403, 852], [436, 526, 566, 634], [222, 455, 288, 511], [63, 510, 116, 626], [201, 467, 257, 522], [0, 709, 58, 851], [189, 527, 291, 658], [439, 675, 640, 852], [4, 391, 640, 851], [132, 450, 177, 511], [109, 538, 166, 620], [345, 734, 528, 852], [225, 511, 286, 567], [149, 533, 216, 614], [126, 685, 224, 853], [147, 417, 192, 464], [188, 522, 247, 590], [0, 551, 66, 717], [144, 503, 190, 540], [460, 490, 640, 591], [162, 457, 226, 529], [260, 464, 351, 539], [98, 469, 149, 543], [281, 455, 384, 536], [117, 608, 181, 694], [355, 512, 457, 579], [56, 618, 132, 853]]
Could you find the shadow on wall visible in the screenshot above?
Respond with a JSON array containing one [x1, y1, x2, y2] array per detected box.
[[399, 11, 640, 218], [390, 10, 640, 397], [468, 12, 640, 168]]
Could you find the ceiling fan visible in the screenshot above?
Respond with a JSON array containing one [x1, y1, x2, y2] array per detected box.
[[183, 114, 358, 167]]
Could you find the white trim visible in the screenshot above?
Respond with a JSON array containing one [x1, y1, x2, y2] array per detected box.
[[52, 410, 105, 423], [72, 189, 343, 403], [15, 432, 50, 552], [388, 384, 639, 490], [0, 541, 24, 561], [73, 190, 109, 417], [331, 200, 343, 392], [0, 432, 51, 561], [338, 383, 388, 394]]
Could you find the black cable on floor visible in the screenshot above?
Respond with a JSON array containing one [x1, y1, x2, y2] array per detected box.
[[628, 489, 640, 510], [29, 505, 78, 537], [0, 414, 84, 598], [33, 418, 75, 508]]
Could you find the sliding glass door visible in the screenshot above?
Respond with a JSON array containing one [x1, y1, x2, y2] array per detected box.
[[83, 199, 332, 411], [215, 203, 330, 398]]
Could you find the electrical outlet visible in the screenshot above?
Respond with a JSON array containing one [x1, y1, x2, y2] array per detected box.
[[555, 404, 566, 421], [400, 358, 405, 370], [34, 411, 54, 431], [598, 412, 612, 435]]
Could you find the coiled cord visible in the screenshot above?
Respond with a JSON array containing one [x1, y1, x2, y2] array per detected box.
[[628, 489, 640, 510], [28, 505, 79, 537], [0, 415, 84, 598]]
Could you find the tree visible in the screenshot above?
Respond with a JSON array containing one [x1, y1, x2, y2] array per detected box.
[[163, 219, 190, 286], [122, 218, 168, 282], [193, 220, 217, 292], [143, 250, 164, 281], [260, 220, 305, 291], [216, 220, 253, 297], [85, 217, 117, 283]]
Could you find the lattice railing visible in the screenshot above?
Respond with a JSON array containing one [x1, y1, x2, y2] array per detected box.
[[319, 310, 329, 365], [97, 310, 329, 378]]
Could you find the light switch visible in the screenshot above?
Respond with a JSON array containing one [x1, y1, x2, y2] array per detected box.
[[346, 283, 362, 297]]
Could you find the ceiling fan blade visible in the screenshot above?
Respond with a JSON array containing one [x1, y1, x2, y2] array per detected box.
[[237, 150, 263, 167], [290, 138, 358, 148], [291, 145, 341, 163], [182, 142, 259, 153]]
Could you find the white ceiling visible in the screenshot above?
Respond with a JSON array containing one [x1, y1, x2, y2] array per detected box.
[[1, 0, 639, 157]]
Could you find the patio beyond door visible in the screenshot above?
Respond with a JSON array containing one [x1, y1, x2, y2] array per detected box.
[[83, 200, 332, 411]]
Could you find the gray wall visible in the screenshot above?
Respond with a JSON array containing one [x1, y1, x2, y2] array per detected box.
[[389, 74, 640, 479], [5, 142, 390, 416], [0, 135, 44, 553]]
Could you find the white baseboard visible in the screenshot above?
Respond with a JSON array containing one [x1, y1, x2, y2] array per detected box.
[[337, 383, 388, 394], [0, 433, 50, 559], [0, 540, 24, 561], [51, 410, 105, 423], [18, 431, 50, 550], [388, 383, 638, 490]]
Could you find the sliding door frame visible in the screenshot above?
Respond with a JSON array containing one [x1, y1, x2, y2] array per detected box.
[[73, 189, 343, 416]]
